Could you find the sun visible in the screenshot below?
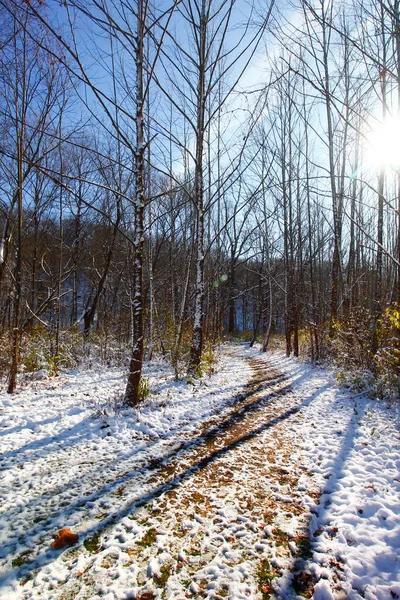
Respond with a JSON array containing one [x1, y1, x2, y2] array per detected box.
[[365, 116, 400, 169]]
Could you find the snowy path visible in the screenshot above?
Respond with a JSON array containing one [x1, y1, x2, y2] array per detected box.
[[0, 344, 399, 600]]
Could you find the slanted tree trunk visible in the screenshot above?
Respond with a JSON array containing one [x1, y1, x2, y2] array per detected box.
[[83, 206, 121, 337], [0, 218, 11, 297]]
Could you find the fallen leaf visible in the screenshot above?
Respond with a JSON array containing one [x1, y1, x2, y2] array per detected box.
[[51, 528, 79, 550]]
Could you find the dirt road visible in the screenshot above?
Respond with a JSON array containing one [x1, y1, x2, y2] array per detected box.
[[92, 353, 321, 600]]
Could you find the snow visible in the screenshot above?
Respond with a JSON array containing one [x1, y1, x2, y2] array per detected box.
[[0, 342, 399, 599], [313, 579, 334, 600]]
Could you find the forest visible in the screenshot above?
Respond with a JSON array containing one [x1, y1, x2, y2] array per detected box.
[[1, 2, 400, 599], [1, 0, 400, 399]]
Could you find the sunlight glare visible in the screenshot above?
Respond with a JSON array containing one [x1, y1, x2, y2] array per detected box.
[[365, 116, 400, 169]]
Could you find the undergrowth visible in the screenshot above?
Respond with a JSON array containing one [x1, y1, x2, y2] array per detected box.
[[332, 305, 400, 400], [0, 328, 130, 381]]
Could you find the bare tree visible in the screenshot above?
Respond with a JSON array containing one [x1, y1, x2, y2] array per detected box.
[[153, 0, 275, 373], [0, 4, 70, 391]]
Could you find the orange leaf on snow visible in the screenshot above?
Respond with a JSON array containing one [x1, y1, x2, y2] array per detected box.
[[51, 528, 79, 550]]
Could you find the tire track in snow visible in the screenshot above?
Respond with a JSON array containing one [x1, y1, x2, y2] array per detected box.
[[4, 349, 321, 600], [23, 350, 318, 600]]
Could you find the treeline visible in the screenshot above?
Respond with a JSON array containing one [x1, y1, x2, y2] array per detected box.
[[0, 0, 399, 400]]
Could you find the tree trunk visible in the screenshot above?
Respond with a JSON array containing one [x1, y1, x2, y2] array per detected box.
[[83, 207, 120, 337], [188, 0, 207, 375], [262, 271, 273, 352], [8, 110, 24, 394], [125, 0, 145, 405]]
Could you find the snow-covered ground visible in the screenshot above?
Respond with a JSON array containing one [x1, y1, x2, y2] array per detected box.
[[260, 350, 400, 600], [0, 343, 399, 600]]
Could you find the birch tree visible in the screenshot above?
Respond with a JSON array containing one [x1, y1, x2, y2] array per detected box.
[[154, 0, 275, 373], [7, 0, 178, 403]]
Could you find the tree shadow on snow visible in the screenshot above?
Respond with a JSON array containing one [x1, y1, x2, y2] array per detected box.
[[278, 392, 371, 598], [0, 362, 329, 589], [0, 366, 288, 525]]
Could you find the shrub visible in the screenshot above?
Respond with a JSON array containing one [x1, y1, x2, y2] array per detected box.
[[200, 344, 216, 376], [331, 308, 375, 373], [374, 305, 400, 399], [138, 376, 151, 402], [335, 369, 375, 394], [332, 305, 400, 400], [0, 327, 131, 383]]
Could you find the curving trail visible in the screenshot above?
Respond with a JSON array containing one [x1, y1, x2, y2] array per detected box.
[[121, 353, 320, 600], [4, 345, 366, 600]]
